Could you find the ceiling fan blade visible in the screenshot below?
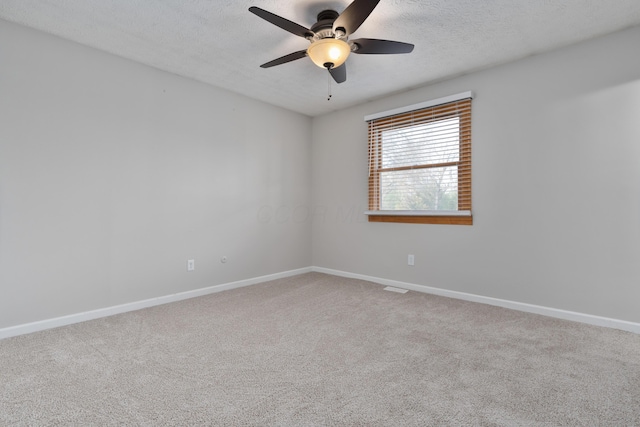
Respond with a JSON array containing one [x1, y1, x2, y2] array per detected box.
[[260, 50, 308, 68], [351, 38, 415, 54], [329, 63, 347, 84], [333, 0, 380, 36], [249, 7, 313, 38]]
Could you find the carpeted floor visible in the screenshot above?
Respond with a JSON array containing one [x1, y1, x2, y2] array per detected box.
[[1, 272, 639, 425]]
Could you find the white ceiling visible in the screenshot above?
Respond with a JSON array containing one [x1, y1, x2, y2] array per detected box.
[[2, 0, 640, 117]]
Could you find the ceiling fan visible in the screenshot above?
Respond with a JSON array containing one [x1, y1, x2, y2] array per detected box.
[[249, 0, 414, 84]]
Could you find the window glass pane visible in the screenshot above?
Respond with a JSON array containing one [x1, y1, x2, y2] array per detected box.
[[380, 166, 458, 210], [381, 117, 460, 169]]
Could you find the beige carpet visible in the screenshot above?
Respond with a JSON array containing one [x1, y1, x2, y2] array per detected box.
[[1, 272, 639, 425]]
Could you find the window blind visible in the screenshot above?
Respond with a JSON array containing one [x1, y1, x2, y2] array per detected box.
[[366, 95, 472, 225]]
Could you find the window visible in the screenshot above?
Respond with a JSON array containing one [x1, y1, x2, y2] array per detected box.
[[365, 92, 473, 225]]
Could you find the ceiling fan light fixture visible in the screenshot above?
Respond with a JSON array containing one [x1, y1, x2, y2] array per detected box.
[[250, 2, 415, 84], [307, 38, 351, 69]]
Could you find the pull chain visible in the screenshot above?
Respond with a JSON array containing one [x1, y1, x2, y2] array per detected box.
[[327, 71, 332, 101]]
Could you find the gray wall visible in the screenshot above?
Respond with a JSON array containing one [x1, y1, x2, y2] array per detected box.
[[311, 26, 640, 323], [2, 18, 639, 330], [0, 20, 312, 328]]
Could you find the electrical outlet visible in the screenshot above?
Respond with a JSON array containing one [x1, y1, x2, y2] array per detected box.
[[408, 254, 415, 266], [187, 259, 195, 271]]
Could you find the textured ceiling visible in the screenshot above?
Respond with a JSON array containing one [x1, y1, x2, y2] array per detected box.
[[2, 1, 640, 116]]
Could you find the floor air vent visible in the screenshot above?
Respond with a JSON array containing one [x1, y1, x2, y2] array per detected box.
[[383, 286, 408, 294]]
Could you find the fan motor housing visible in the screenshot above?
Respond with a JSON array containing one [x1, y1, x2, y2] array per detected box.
[[310, 10, 339, 39]]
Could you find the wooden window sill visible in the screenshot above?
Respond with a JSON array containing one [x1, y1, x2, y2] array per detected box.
[[366, 214, 473, 225]]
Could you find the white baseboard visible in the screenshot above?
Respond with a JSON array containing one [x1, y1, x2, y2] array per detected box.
[[312, 267, 640, 335], [3, 266, 638, 339], [0, 267, 312, 340]]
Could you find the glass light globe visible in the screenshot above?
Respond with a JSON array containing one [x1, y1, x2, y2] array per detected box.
[[307, 38, 351, 69]]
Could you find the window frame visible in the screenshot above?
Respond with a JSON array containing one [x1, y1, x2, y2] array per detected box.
[[365, 93, 473, 225]]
